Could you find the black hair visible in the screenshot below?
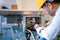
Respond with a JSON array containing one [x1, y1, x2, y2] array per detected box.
[[41, 0, 60, 8], [52, 0, 60, 3], [47, 0, 60, 4]]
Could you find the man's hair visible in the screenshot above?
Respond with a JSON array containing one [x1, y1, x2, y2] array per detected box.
[[47, 0, 60, 3], [53, 0, 60, 3], [41, 0, 60, 8]]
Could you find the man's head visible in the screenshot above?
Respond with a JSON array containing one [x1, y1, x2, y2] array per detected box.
[[36, 0, 60, 16]]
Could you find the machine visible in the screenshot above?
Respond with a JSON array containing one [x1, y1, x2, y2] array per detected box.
[[0, 11, 55, 40], [1, 11, 42, 40]]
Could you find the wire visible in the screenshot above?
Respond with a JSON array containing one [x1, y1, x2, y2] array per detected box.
[[26, 29, 36, 40]]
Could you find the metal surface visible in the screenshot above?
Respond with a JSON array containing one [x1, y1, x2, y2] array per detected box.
[[0, 11, 40, 16]]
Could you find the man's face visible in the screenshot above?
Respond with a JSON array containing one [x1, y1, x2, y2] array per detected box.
[[42, 2, 59, 16]]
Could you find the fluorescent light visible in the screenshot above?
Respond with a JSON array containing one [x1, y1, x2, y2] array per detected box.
[[23, 11, 32, 14]]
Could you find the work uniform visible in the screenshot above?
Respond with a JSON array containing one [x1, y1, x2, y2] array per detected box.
[[35, 6, 60, 40]]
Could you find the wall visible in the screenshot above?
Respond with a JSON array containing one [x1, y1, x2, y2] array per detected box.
[[0, 0, 16, 10], [20, 0, 38, 11], [0, 0, 39, 11]]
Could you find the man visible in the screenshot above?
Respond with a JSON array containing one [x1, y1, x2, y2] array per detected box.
[[34, 0, 60, 40]]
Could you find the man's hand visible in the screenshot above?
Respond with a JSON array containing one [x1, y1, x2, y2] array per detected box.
[[34, 24, 46, 39], [34, 24, 45, 30]]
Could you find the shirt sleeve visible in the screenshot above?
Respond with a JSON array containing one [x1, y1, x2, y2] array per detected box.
[[36, 16, 60, 40]]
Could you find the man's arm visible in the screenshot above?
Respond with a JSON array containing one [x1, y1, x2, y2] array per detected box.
[[34, 16, 60, 40]]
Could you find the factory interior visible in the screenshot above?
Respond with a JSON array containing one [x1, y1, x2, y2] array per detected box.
[[0, 0, 60, 40]]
